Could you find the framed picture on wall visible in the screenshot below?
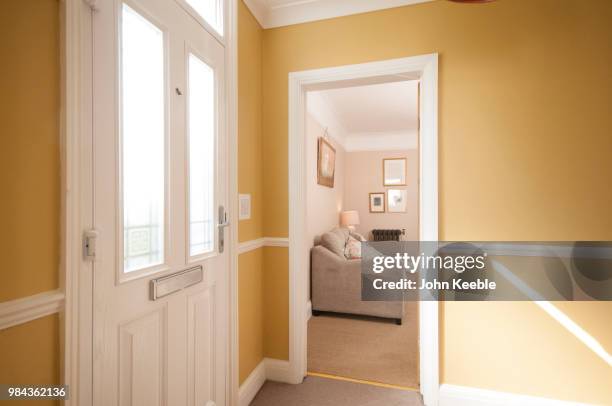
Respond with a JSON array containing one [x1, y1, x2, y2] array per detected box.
[[317, 137, 336, 188], [383, 158, 407, 186], [369, 193, 385, 213], [387, 189, 408, 213]]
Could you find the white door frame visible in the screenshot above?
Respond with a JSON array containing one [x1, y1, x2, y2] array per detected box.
[[288, 54, 439, 405], [62, 1, 94, 405], [61, 0, 239, 404]]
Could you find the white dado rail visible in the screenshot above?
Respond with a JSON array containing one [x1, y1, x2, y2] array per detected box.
[[237, 237, 289, 254], [0, 290, 65, 331], [0, 239, 288, 330]]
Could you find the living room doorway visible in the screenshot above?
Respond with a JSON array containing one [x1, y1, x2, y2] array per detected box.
[[287, 54, 440, 405], [305, 80, 421, 390]]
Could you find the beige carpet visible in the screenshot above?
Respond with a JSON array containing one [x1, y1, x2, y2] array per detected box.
[[307, 303, 419, 389], [251, 375, 423, 406]]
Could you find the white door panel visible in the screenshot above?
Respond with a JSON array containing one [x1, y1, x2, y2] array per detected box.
[[92, 0, 228, 405], [187, 289, 214, 405], [119, 309, 166, 406]]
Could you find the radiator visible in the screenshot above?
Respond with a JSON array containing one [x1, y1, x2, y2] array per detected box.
[[371, 229, 402, 242]]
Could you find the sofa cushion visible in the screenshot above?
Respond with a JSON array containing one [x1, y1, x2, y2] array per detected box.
[[321, 229, 347, 258]]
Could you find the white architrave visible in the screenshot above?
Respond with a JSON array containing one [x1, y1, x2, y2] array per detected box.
[[288, 54, 439, 405]]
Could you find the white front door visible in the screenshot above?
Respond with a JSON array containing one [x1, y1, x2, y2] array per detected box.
[[92, 1, 228, 405]]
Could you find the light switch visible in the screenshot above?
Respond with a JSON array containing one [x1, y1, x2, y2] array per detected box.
[[239, 194, 251, 220]]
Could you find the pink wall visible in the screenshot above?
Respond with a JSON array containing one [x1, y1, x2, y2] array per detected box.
[[344, 150, 419, 240], [305, 113, 418, 242], [306, 114, 345, 246]]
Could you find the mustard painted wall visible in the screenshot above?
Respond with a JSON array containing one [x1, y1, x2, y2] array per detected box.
[[262, 246, 289, 360], [238, 249, 264, 384], [238, 0, 266, 384], [238, 0, 264, 244], [259, 0, 612, 403], [0, 315, 60, 406], [0, 0, 60, 302], [0, 0, 61, 397]]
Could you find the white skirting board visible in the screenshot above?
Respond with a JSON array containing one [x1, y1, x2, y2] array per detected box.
[[439, 384, 591, 406], [238, 360, 266, 406], [238, 358, 292, 406], [265, 358, 292, 383]]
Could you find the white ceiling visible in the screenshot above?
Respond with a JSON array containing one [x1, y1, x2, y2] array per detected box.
[[315, 81, 418, 134], [243, 0, 434, 29], [307, 80, 419, 151]]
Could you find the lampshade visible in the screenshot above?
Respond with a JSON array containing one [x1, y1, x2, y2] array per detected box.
[[340, 210, 360, 227]]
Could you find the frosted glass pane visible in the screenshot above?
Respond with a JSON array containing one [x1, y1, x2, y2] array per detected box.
[[186, 0, 223, 35], [188, 53, 215, 256], [121, 4, 165, 273]]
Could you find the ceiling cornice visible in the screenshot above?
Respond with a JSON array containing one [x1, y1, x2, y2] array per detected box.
[[243, 0, 434, 29], [307, 92, 348, 146], [242, 0, 268, 28], [344, 131, 417, 152]]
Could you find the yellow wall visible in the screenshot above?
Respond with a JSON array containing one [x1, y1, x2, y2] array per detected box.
[[262, 0, 612, 240], [0, 0, 60, 302], [238, 0, 264, 244], [238, 0, 266, 384], [0, 315, 60, 406], [258, 0, 612, 403], [443, 302, 612, 403], [262, 247, 289, 360], [0, 0, 61, 397], [238, 249, 264, 384]]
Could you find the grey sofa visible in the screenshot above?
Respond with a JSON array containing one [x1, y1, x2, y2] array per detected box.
[[310, 228, 404, 324]]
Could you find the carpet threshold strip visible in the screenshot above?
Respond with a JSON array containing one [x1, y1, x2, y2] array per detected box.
[[306, 371, 419, 392]]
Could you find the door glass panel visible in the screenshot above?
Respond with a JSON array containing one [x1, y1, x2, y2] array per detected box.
[[188, 53, 215, 256], [121, 4, 166, 273], [185, 0, 223, 35]]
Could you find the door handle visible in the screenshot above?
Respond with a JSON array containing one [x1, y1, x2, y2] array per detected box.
[[218, 205, 229, 253]]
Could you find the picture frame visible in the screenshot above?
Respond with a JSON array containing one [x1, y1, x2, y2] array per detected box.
[[387, 189, 408, 213], [383, 158, 407, 186], [369, 192, 385, 213], [317, 137, 336, 188]]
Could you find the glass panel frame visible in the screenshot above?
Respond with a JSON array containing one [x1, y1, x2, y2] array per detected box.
[[186, 48, 219, 260], [118, 2, 170, 279], [177, 0, 225, 42]]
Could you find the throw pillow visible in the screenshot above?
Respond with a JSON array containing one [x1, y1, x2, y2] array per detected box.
[[344, 236, 362, 259]]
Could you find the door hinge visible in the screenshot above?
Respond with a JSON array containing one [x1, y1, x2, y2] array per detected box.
[[84, 229, 99, 261]]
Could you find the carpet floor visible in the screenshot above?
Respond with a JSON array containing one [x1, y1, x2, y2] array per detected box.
[[250, 375, 423, 406], [307, 303, 419, 389]]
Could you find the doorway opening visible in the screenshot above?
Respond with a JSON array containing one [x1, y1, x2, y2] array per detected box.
[[288, 54, 439, 405], [305, 80, 420, 390]]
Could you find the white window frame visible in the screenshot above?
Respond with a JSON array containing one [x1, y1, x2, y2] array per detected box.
[[175, 0, 227, 45], [185, 44, 221, 263], [116, 0, 172, 283]]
